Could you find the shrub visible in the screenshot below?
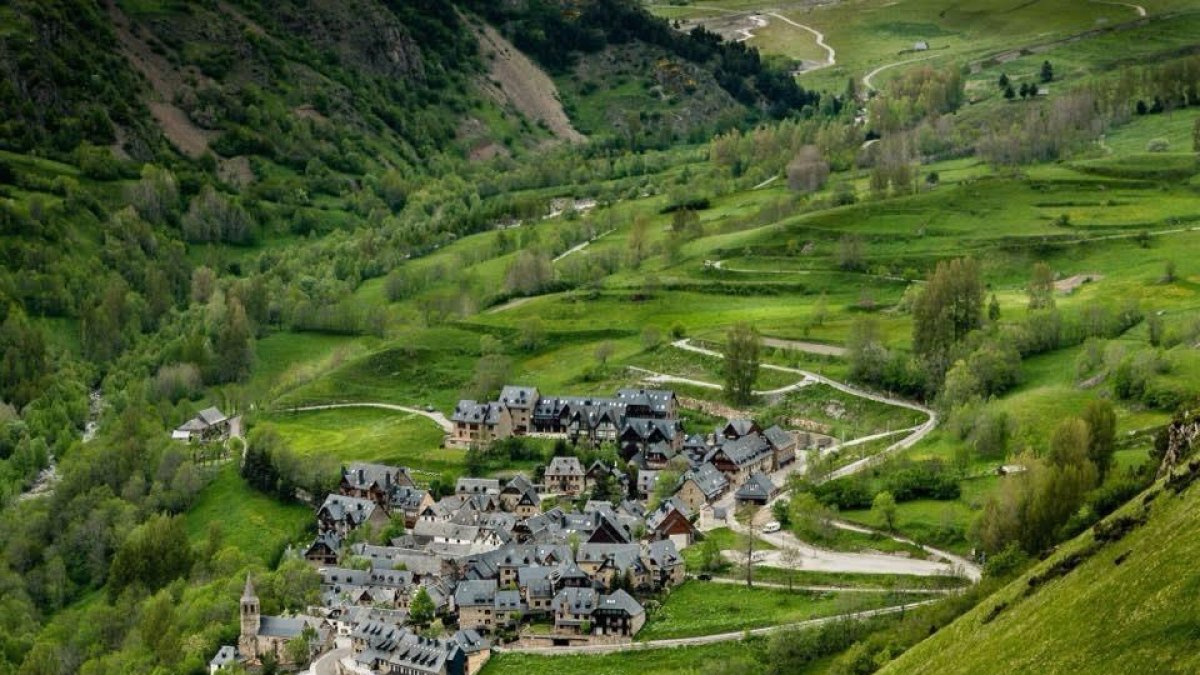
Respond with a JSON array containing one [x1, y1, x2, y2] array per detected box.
[[1145, 138, 1170, 152]]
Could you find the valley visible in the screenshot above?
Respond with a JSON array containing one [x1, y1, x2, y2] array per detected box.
[[0, 0, 1199, 674]]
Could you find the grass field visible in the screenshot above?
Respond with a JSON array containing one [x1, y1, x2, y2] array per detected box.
[[185, 465, 312, 565], [483, 638, 772, 675], [262, 407, 459, 476], [639, 580, 919, 640], [887, 468, 1200, 674]]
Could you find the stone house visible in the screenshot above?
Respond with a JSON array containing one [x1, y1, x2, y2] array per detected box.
[[545, 456, 586, 495], [449, 401, 512, 448], [676, 462, 729, 512]]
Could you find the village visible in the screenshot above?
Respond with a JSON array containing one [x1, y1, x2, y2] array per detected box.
[[209, 386, 830, 674]]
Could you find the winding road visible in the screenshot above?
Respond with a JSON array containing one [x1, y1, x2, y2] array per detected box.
[[282, 402, 453, 433], [863, 54, 937, 92], [767, 12, 836, 70], [651, 338, 973, 578]]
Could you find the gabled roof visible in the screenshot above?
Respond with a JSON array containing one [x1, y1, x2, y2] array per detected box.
[[615, 388, 675, 414], [499, 385, 539, 409], [197, 406, 227, 425], [344, 462, 411, 491], [455, 478, 500, 495], [318, 494, 379, 526], [720, 419, 759, 438], [708, 433, 772, 467], [622, 417, 680, 442], [682, 462, 728, 498], [735, 471, 778, 501], [646, 497, 694, 532], [209, 645, 239, 668], [552, 587, 598, 615], [546, 455, 585, 477], [763, 425, 795, 451], [596, 589, 644, 617], [643, 539, 682, 567], [453, 579, 497, 607], [451, 400, 504, 425]]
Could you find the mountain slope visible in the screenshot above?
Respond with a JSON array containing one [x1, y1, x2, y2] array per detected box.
[[886, 449, 1200, 674]]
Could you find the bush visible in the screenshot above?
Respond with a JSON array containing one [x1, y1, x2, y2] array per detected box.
[[152, 363, 203, 403], [1146, 138, 1170, 152], [812, 477, 873, 510], [883, 461, 961, 501]]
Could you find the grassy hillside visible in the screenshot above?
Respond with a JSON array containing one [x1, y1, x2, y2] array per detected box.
[[886, 459, 1200, 674]]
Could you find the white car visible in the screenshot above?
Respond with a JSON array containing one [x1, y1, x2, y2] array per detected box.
[[762, 521, 782, 534]]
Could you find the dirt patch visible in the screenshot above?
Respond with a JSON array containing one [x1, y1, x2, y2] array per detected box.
[[107, 2, 218, 157], [293, 105, 329, 124], [474, 23, 584, 144], [218, 156, 255, 188], [1055, 273, 1103, 294], [149, 102, 216, 158]]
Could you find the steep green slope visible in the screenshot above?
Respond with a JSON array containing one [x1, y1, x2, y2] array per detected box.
[[886, 454, 1200, 675]]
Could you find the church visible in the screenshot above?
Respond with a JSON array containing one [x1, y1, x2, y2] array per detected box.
[[239, 574, 328, 667]]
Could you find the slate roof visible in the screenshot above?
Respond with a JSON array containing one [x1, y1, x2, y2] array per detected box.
[[683, 462, 728, 498], [720, 419, 758, 438], [615, 388, 675, 415], [763, 425, 795, 450], [344, 462, 411, 491], [197, 406, 228, 425], [499, 386, 539, 409], [546, 456, 585, 477], [209, 645, 238, 669], [455, 478, 501, 495], [259, 615, 309, 638], [318, 494, 378, 527], [735, 471, 778, 501], [708, 433, 772, 467], [454, 579, 498, 608], [552, 587, 598, 616], [643, 539, 683, 568], [646, 497, 693, 532], [596, 589, 644, 617], [451, 400, 503, 425]]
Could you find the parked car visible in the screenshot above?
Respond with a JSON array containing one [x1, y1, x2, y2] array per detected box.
[[763, 521, 781, 534]]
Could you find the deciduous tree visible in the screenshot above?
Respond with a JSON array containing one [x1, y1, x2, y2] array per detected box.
[[723, 323, 761, 405]]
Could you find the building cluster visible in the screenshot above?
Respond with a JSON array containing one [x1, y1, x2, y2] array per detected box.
[[213, 385, 818, 674], [452, 386, 813, 506]]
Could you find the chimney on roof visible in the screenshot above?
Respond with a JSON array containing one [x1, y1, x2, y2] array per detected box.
[[358, 468, 364, 484]]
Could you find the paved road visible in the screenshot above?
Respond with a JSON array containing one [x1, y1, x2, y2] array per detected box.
[[723, 523, 964, 578], [832, 520, 981, 581], [306, 647, 349, 675], [498, 600, 937, 654], [285, 402, 453, 433]]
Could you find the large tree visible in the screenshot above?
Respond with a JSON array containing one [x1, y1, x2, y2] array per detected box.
[[1028, 262, 1055, 310], [912, 257, 984, 384], [1082, 399, 1117, 481], [213, 297, 255, 383], [723, 323, 761, 405]]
